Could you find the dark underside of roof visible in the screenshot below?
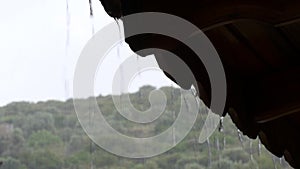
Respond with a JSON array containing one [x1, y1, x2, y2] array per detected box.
[[99, 0, 300, 168]]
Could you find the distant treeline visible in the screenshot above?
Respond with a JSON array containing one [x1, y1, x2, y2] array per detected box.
[[0, 86, 290, 169]]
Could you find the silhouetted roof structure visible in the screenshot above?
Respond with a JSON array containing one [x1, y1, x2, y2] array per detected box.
[[99, 0, 300, 167]]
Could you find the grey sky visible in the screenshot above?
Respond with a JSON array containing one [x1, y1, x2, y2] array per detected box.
[[0, 0, 176, 106]]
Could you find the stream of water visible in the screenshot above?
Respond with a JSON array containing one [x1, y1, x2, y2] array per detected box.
[[115, 19, 125, 95], [237, 129, 244, 148], [64, 0, 71, 100], [258, 139, 262, 156], [88, 1, 95, 168], [207, 138, 212, 167], [273, 155, 278, 169]]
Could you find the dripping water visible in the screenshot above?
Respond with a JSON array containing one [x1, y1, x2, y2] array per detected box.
[[250, 141, 260, 169], [136, 54, 141, 76], [88, 1, 94, 168], [237, 129, 244, 148], [279, 157, 283, 165], [183, 92, 190, 112], [65, 0, 70, 49], [216, 137, 220, 151], [188, 86, 197, 159], [190, 85, 197, 97], [189, 85, 200, 118], [218, 116, 224, 132], [64, 0, 71, 100], [190, 85, 213, 164], [190, 85, 201, 116], [115, 19, 124, 47], [62, 0, 71, 157], [115, 19, 126, 114], [172, 110, 176, 146], [218, 115, 226, 151], [88, 0, 95, 35], [115, 19, 122, 72], [249, 139, 259, 169], [272, 155, 278, 169], [115, 19, 123, 72], [88, 99, 95, 169], [90, 141, 94, 169], [250, 140, 253, 161], [258, 139, 262, 156], [188, 86, 201, 163], [223, 134, 226, 150], [118, 157, 122, 167], [171, 86, 175, 101], [216, 137, 221, 164], [143, 158, 146, 168], [207, 138, 212, 167], [191, 135, 198, 163], [188, 85, 200, 160], [88, 0, 93, 17]]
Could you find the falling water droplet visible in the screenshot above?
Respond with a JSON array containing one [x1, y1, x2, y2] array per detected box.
[[88, 0, 93, 17], [115, 19, 121, 59], [190, 85, 201, 113], [65, 0, 70, 48], [216, 137, 220, 151], [136, 54, 141, 76], [207, 138, 212, 167], [64, 79, 69, 100], [250, 140, 254, 161], [216, 137, 222, 167], [279, 157, 283, 165], [190, 85, 197, 97], [219, 116, 224, 132], [183, 94, 190, 113], [172, 110, 176, 146], [223, 134, 226, 149]]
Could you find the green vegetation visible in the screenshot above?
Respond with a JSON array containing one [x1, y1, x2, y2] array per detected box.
[[0, 86, 291, 169]]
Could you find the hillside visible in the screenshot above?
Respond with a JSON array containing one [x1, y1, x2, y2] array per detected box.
[[0, 86, 291, 169]]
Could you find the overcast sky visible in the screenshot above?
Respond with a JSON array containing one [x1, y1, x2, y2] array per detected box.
[[0, 0, 177, 106]]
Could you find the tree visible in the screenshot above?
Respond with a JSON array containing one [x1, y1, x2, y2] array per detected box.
[[26, 150, 63, 169], [21, 112, 55, 137], [0, 157, 27, 169], [184, 162, 205, 169], [27, 130, 62, 148]]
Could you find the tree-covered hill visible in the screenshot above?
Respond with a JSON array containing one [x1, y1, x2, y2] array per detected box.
[[0, 86, 291, 169]]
